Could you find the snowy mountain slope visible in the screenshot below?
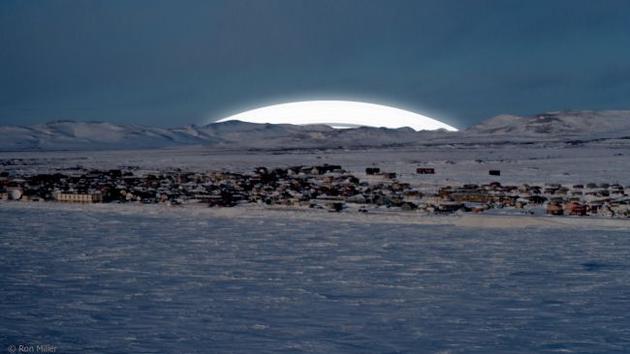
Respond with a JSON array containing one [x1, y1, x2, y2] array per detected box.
[[0, 120, 454, 151], [1, 110, 629, 151], [467, 111, 630, 138], [0, 121, 213, 151]]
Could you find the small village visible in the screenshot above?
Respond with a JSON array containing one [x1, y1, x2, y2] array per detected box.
[[1, 164, 629, 218]]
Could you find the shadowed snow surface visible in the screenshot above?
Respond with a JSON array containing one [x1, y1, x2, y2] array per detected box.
[[1, 208, 630, 353]]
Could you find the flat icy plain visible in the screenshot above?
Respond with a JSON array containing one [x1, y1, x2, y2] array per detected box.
[[2, 137, 629, 187], [1, 205, 630, 353]]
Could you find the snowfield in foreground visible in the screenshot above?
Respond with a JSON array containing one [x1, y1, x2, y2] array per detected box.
[[1, 206, 630, 353]]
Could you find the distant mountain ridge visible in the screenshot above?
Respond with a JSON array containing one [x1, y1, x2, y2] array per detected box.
[[1, 110, 629, 151], [466, 110, 630, 137], [0, 119, 449, 151]]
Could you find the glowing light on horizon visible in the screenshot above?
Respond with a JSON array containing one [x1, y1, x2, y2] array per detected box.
[[214, 100, 457, 131]]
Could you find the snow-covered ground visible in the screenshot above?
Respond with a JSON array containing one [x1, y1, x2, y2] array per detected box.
[[2, 201, 629, 230], [2, 110, 629, 186], [2, 137, 629, 187], [1, 206, 629, 353]]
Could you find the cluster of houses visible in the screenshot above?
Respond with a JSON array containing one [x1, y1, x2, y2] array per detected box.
[[1, 165, 628, 218], [434, 182, 629, 217]]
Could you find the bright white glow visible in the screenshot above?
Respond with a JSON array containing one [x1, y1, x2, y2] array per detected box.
[[215, 100, 457, 131]]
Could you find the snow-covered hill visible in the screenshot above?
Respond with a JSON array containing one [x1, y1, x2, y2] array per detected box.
[[0, 120, 453, 151], [1, 110, 629, 151], [0, 120, 215, 151], [466, 111, 630, 138]]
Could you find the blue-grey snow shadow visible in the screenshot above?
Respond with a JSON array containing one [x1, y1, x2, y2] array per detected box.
[[1, 208, 630, 353]]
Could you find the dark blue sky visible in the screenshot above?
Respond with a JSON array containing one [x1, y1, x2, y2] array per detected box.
[[1, 0, 629, 128]]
